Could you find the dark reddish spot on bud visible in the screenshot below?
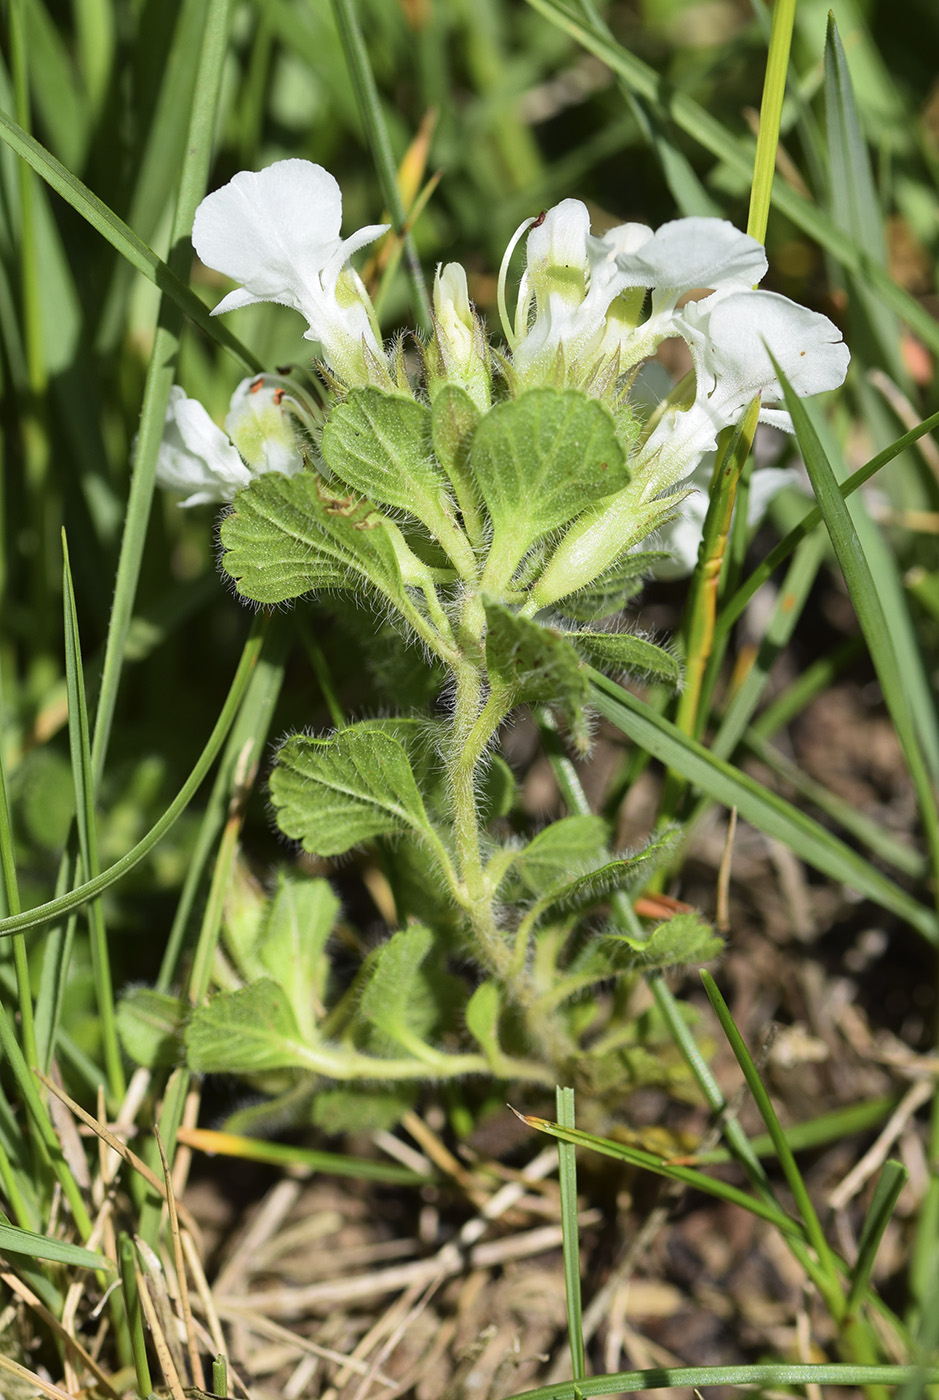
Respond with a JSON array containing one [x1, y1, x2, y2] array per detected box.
[[532, 210, 547, 228], [249, 376, 265, 393], [273, 387, 286, 405]]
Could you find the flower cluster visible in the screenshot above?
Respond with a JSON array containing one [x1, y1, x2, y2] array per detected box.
[[157, 159, 849, 573]]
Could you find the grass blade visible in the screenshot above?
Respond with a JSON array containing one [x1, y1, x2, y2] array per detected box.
[[89, 0, 238, 791], [776, 365, 939, 901], [0, 107, 258, 373], [700, 970, 843, 1315], [747, 0, 795, 242], [62, 532, 125, 1102], [589, 672, 937, 943], [0, 1221, 110, 1271], [498, 1363, 939, 1400], [556, 1087, 585, 1383], [514, 1111, 805, 1237], [0, 618, 266, 938], [846, 1160, 908, 1318]]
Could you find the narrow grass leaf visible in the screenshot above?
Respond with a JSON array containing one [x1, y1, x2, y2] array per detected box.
[[556, 1087, 585, 1383], [515, 1112, 804, 1237], [700, 971, 842, 1312], [0, 1221, 110, 1270], [776, 363, 939, 900], [746, 0, 795, 242], [499, 1363, 939, 1400], [824, 16, 905, 384], [845, 1159, 908, 1317], [0, 108, 258, 372], [0, 620, 266, 938], [589, 672, 937, 943], [62, 534, 125, 1102], [90, 0, 240, 792], [176, 1126, 432, 1186], [715, 409, 939, 648]]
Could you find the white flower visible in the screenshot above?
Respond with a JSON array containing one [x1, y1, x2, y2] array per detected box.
[[429, 262, 490, 410], [635, 289, 850, 497], [156, 378, 304, 507], [192, 160, 389, 386], [509, 200, 646, 381]]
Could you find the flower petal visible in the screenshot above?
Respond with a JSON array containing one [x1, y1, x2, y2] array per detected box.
[[225, 377, 305, 478], [683, 289, 850, 417], [156, 388, 250, 507], [193, 160, 345, 317], [616, 218, 767, 296]]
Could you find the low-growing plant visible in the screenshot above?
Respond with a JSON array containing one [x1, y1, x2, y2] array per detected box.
[[114, 155, 848, 1129]]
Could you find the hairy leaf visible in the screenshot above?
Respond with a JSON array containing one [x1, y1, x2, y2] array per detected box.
[[607, 911, 723, 969], [258, 875, 340, 1041], [117, 988, 185, 1069], [271, 726, 433, 857], [571, 630, 681, 688], [484, 600, 592, 752], [472, 388, 627, 583], [219, 469, 409, 606], [186, 981, 314, 1074], [515, 815, 610, 896]]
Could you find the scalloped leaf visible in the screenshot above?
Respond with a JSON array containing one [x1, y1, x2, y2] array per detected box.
[[358, 924, 435, 1042], [530, 830, 679, 919], [484, 600, 592, 752], [515, 815, 610, 896], [186, 980, 314, 1075], [117, 988, 185, 1069], [606, 911, 723, 969], [472, 388, 628, 580], [571, 630, 681, 688], [270, 726, 434, 857], [322, 388, 465, 554], [258, 875, 340, 1041], [219, 470, 408, 606]]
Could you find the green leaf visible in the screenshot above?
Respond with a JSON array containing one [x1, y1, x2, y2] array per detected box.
[[591, 671, 938, 943], [117, 988, 186, 1069], [824, 16, 905, 383], [473, 389, 628, 586], [219, 470, 411, 607], [465, 980, 503, 1064], [0, 1221, 111, 1271], [258, 876, 340, 1041], [484, 601, 592, 752], [571, 630, 681, 688], [554, 550, 668, 622], [607, 912, 723, 970], [186, 980, 315, 1075], [846, 1159, 908, 1316], [321, 389, 471, 570], [312, 1086, 418, 1134], [532, 832, 678, 918], [515, 815, 610, 896], [776, 368, 939, 925], [430, 384, 483, 531], [270, 725, 435, 857], [358, 924, 436, 1044]]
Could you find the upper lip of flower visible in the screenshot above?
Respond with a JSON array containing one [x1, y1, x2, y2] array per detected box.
[[190, 160, 393, 387]]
